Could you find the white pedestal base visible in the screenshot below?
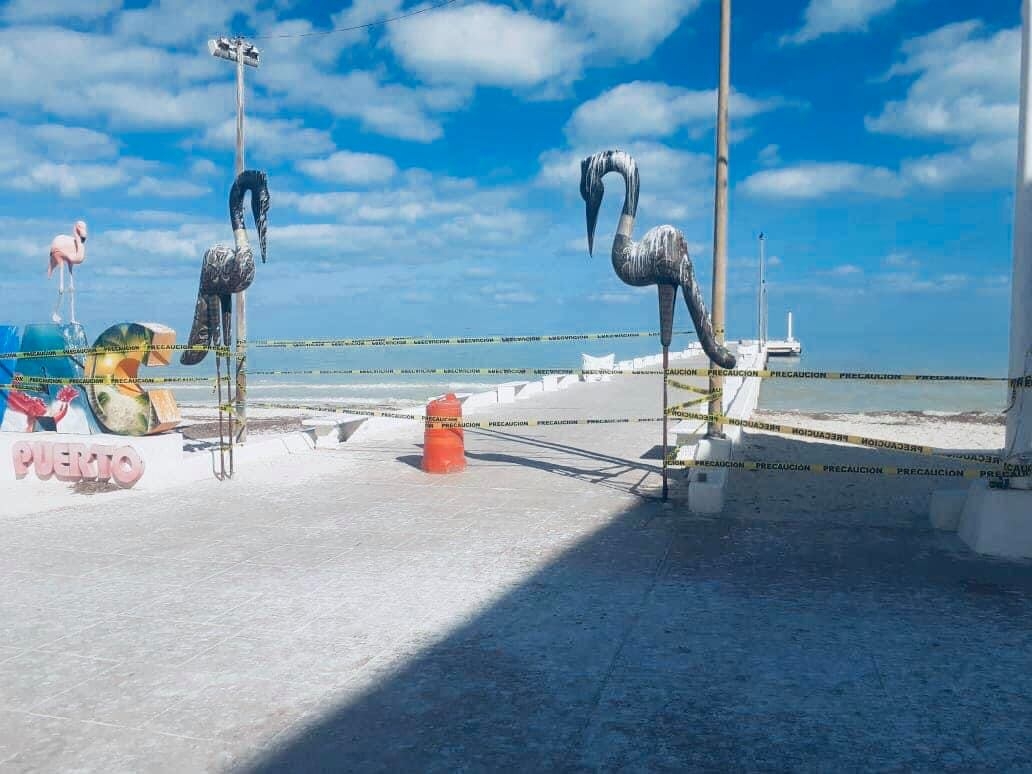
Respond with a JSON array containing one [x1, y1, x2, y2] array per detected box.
[[957, 483, 1032, 559]]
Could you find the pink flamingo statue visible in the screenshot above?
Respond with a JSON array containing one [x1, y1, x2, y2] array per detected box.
[[49, 220, 87, 324]]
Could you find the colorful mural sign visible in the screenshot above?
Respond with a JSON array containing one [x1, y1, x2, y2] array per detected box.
[[1, 322, 181, 438]]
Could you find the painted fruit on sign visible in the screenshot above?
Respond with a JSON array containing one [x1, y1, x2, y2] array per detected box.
[[85, 322, 181, 436]]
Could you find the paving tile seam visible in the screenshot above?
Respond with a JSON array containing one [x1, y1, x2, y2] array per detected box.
[[4, 657, 124, 715], [4, 707, 222, 744], [0, 648, 32, 665], [156, 621, 269, 673], [561, 537, 676, 767]]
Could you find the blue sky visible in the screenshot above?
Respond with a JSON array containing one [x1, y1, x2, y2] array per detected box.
[[0, 0, 1021, 368]]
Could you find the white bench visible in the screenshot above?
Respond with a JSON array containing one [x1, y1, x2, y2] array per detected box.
[[496, 381, 530, 404], [301, 415, 369, 446]]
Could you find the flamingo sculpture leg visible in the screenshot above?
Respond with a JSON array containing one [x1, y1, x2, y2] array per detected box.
[[49, 221, 87, 325], [579, 149, 737, 499], [50, 262, 65, 323]]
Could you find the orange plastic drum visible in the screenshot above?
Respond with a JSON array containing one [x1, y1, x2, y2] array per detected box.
[[422, 393, 466, 474]]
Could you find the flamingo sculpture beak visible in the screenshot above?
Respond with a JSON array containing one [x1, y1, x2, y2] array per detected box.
[[580, 156, 603, 257], [252, 171, 270, 264], [585, 196, 601, 257]]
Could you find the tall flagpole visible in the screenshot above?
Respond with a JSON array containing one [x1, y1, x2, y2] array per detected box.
[[707, 0, 731, 438]]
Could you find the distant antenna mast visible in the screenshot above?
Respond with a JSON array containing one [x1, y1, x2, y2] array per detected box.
[[757, 232, 768, 347]]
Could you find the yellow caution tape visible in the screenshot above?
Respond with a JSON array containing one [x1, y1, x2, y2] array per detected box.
[[4, 375, 216, 387], [249, 329, 692, 349], [0, 343, 232, 361], [667, 394, 720, 413], [666, 409, 1003, 466], [668, 458, 1012, 479], [243, 401, 665, 430], [667, 378, 719, 396], [664, 367, 1012, 384], [245, 368, 660, 378]]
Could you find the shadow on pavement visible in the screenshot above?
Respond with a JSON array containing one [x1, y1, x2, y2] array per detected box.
[[247, 431, 1032, 772]]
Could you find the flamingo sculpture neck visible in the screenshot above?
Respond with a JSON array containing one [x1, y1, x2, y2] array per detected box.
[[580, 148, 735, 369], [230, 170, 269, 263], [582, 150, 639, 269], [180, 170, 270, 367]]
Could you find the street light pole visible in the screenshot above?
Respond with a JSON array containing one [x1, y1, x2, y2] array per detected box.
[[209, 36, 260, 443], [707, 0, 731, 438]]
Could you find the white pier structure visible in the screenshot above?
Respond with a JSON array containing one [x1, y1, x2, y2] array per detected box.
[[766, 311, 802, 357]]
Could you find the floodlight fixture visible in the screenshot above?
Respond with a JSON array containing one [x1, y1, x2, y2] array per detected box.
[[208, 37, 260, 68]]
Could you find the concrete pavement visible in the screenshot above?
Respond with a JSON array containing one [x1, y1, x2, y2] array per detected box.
[[2, 365, 1031, 772]]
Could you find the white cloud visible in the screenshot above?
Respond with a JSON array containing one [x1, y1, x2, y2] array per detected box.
[[251, 10, 462, 138], [2, 0, 122, 22], [296, 151, 399, 185], [882, 252, 918, 269], [782, 0, 899, 46], [256, 45, 463, 142], [195, 117, 336, 161], [30, 125, 119, 159], [866, 21, 1019, 141], [100, 224, 224, 263], [113, 0, 259, 48], [758, 144, 781, 166], [190, 159, 218, 177], [128, 176, 211, 199], [493, 291, 537, 305], [0, 120, 156, 197], [479, 281, 538, 305], [87, 82, 237, 130], [387, 2, 586, 89], [825, 264, 863, 276], [742, 136, 1016, 200], [740, 162, 900, 199], [329, 0, 403, 46], [750, 21, 1019, 202], [872, 271, 971, 293], [565, 81, 784, 144], [587, 289, 651, 304], [272, 166, 535, 267], [0, 26, 227, 129], [555, 0, 702, 61], [539, 141, 714, 224], [900, 138, 1014, 191], [857, 21, 1020, 192]]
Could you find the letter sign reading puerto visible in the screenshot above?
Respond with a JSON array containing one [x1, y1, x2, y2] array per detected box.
[[11, 441, 145, 488]]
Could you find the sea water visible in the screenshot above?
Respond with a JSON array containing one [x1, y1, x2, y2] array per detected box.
[[757, 331, 1010, 414], [163, 337, 675, 412], [160, 330, 1013, 416]]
